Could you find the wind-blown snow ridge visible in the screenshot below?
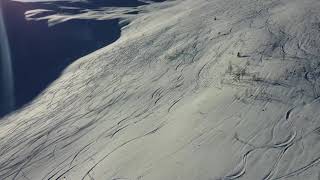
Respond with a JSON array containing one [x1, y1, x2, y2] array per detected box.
[[1, 0, 320, 179]]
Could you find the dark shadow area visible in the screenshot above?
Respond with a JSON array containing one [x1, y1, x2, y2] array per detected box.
[[0, 0, 168, 117], [4, 0, 123, 110], [0, 1, 14, 117]]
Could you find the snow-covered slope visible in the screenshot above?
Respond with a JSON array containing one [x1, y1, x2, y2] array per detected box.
[[2, 0, 320, 179]]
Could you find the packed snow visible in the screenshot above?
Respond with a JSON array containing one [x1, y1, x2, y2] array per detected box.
[[1, 0, 320, 179]]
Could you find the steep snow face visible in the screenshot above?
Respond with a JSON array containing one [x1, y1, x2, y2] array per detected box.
[[1, 0, 320, 179], [2, 0, 166, 115]]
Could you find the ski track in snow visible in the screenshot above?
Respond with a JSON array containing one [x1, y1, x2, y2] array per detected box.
[[2, 0, 320, 179]]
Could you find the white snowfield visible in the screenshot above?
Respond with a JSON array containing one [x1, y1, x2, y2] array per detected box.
[[2, 0, 320, 179]]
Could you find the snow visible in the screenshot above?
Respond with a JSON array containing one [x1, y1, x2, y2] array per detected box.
[[1, 0, 320, 179]]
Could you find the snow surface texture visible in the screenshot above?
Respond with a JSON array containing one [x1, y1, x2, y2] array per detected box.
[[1, 0, 320, 179]]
